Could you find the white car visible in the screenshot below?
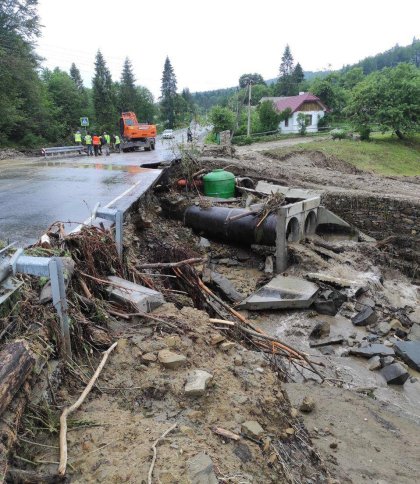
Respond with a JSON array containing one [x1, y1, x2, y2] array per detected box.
[[162, 129, 174, 139]]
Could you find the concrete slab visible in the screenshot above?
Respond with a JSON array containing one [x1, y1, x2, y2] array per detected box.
[[107, 276, 165, 313], [255, 181, 320, 199], [237, 275, 319, 310]]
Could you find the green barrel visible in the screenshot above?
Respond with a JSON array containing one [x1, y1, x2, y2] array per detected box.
[[203, 169, 235, 198]]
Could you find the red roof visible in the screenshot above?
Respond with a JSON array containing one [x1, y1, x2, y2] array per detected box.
[[271, 92, 327, 113]]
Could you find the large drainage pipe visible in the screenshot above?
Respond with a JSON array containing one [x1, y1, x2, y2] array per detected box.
[[184, 206, 277, 246]]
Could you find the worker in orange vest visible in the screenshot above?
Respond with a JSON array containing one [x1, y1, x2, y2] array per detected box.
[[92, 134, 101, 157]]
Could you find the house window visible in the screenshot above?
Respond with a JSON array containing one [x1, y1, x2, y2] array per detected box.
[[305, 114, 312, 126], [285, 118, 289, 127]]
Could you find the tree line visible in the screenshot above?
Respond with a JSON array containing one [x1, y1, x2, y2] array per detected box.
[[203, 43, 420, 141], [0, 1, 196, 148]]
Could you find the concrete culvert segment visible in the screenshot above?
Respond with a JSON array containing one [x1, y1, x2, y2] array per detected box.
[[304, 211, 317, 235], [286, 217, 300, 242]]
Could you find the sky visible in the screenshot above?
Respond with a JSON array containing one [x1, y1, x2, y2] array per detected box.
[[36, 0, 420, 99]]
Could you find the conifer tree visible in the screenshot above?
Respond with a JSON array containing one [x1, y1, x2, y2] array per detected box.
[[293, 62, 305, 86], [274, 45, 298, 96], [160, 56, 177, 128], [70, 63, 84, 91], [118, 57, 137, 112], [92, 50, 116, 130]]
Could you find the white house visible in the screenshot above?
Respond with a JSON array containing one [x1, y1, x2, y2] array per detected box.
[[261, 92, 328, 133]]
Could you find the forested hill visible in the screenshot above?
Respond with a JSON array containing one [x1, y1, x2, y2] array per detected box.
[[192, 87, 237, 110], [345, 38, 419, 74], [192, 39, 420, 111]]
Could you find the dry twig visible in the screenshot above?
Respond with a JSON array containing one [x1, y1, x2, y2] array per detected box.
[[58, 342, 117, 476], [148, 423, 177, 484]]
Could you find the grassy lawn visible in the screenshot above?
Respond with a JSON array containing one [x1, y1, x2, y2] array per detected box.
[[265, 134, 420, 176]]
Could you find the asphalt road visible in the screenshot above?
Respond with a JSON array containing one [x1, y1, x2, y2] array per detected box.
[[0, 138, 175, 247]]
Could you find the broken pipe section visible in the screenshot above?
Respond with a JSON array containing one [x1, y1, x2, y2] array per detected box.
[[184, 206, 277, 246]]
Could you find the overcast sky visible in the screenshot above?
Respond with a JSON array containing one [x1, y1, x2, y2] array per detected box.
[[36, 0, 420, 99]]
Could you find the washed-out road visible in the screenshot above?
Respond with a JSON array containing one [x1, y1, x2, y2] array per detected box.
[[0, 137, 181, 247]]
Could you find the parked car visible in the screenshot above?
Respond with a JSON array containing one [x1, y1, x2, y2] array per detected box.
[[162, 129, 174, 139]]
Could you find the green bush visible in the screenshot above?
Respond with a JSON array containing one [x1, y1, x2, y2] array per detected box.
[[330, 128, 347, 140], [20, 133, 46, 148], [358, 126, 371, 141]]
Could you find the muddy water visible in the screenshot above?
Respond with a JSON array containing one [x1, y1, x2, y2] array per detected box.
[[219, 260, 420, 424], [257, 307, 420, 424]]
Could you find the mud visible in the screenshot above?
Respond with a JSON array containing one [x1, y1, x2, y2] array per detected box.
[[10, 138, 420, 483]]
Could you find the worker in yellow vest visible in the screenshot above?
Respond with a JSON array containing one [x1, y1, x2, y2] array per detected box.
[[113, 134, 121, 153], [102, 132, 111, 156], [74, 130, 82, 145], [84, 132, 93, 156]]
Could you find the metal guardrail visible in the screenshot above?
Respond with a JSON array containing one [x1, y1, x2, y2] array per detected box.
[[0, 250, 71, 359], [41, 146, 84, 157]]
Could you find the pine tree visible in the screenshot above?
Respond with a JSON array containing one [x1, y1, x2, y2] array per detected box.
[[118, 57, 137, 112], [92, 50, 117, 131], [280, 45, 294, 78], [70, 63, 84, 91], [274, 45, 299, 96], [293, 63, 305, 86], [160, 56, 177, 128]]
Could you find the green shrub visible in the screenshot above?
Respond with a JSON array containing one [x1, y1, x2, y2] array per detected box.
[[330, 128, 347, 140], [358, 126, 371, 141]]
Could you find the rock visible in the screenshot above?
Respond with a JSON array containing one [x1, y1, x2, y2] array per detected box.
[[367, 355, 381, 371], [309, 321, 330, 339], [409, 324, 420, 341], [234, 442, 252, 462], [408, 308, 420, 326], [210, 334, 225, 346], [209, 271, 244, 303], [241, 420, 265, 440], [390, 319, 404, 331], [352, 307, 378, 326], [319, 346, 335, 355], [199, 237, 211, 248], [349, 344, 395, 358], [187, 453, 218, 484], [376, 322, 391, 337], [393, 341, 420, 371], [141, 352, 157, 364], [380, 363, 409, 385], [233, 355, 243, 366], [309, 336, 344, 347], [355, 295, 375, 310], [300, 396, 315, 413], [381, 355, 394, 367], [314, 290, 346, 316], [329, 442, 338, 449], [184, 370, 213, 396], [285, 427, 295, 435], [220, 342, 236, 352], [157, 349, 187, 369], [264, 256, 274, 274]]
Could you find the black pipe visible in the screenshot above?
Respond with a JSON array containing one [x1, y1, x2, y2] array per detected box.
[[184, 206, 277, 246]]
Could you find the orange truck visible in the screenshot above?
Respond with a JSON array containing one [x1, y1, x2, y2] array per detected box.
[[119, 112, 157, 152]]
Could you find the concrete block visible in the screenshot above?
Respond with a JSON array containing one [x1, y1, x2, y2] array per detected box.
[[107, 276, 164, 313], [237, 275, 319, 310]]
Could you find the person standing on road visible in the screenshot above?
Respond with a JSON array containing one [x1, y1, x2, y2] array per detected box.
[[92, 134, 101, 156], [74, 130, 82, 145], [84, 132, 93, 156], [113, 134, 121, 153], [102, 132, 111, 156]]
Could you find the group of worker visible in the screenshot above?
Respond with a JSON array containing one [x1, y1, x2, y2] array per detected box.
[[74, 130, 121, 156]]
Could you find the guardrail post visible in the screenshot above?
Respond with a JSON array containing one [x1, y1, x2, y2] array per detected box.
[[10, 254, 72, 360], [95, 206, 124, 261]]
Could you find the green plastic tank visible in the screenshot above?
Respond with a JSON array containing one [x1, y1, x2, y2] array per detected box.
[[203, 169, 235, 198]]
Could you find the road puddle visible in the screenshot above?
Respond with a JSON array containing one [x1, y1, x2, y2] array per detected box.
[[35, 160, 153, 173]]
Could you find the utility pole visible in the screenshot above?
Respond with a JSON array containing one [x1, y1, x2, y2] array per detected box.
[[247, 79, 252, 137]]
